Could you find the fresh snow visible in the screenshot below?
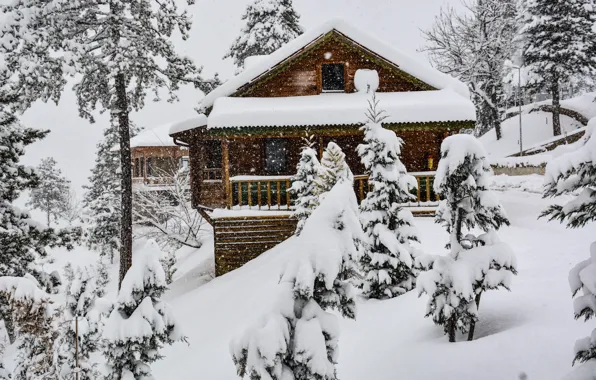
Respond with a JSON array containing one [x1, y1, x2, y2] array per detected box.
[[132, 116, 205, 147], [198, 18, 471, 114], [167, 115, 208, 136], [147, 184, 595, 380], [207, 90, 475, 129], [480, 112, 584, 158]]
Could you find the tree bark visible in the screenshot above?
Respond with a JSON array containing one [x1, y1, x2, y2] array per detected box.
[[448, 315, 456, 343], [467, 292, 483, 341], [551, 80, 561, 136], [116, 72, 132, 289]]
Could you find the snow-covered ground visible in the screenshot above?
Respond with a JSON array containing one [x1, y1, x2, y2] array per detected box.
[[138, 181, 592, 380], [480, 112, 584, 158]]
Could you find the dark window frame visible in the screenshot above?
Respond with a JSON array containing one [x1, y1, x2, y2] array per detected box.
[[321, 63, 345, 92], [264, 138, 288, 175]]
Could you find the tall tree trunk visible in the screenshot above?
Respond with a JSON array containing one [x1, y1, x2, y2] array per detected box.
[[0, 304, 15, 344], [467, 292, 483, 341], [551, 80, 561, 136], [448, 315, 456, 343], [116, 72, 132, 288]]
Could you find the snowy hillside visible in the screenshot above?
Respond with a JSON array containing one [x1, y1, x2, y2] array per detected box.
[[480, 93, 596, 158], [147, 182, 593, 380]]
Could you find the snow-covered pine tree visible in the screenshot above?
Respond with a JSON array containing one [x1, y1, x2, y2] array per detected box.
[[55, 266, 102, 380], [315, 142, 354, 199], [103, 239, 183, 380], [0, 95, 80, 343], [541, 119, 596, 378], [0, 277, 57, 380], [26, 157, 71, 227], [0, 0, 219, 287], [231, 181, 361, 380], [289, 146, 321, 235], [225, 0, 303, 69], [357, 96, 420, 299], [422, 0, 518, 139], [519, 0, 596, 136], [417, 134, 516, 342]]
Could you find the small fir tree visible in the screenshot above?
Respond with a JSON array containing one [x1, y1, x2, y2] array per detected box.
[[27, 157, 71, 227], [231, 181, 362, 380], [102, 239, 183, 380], [519, 0, 596, 136], [55, 266, 102, 380], [315, 142, 353, 198], [417, 134, 516, 342], [225, 0, 303, 69], [357, 96, 420, 299], [289, 146, 321, 235], [541, 119, 596, 378]]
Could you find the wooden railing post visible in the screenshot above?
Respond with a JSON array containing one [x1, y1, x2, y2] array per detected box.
[[276, 181, 281, 210], [222, 139, 231, 209], [286, 179, 291, 208], [267, 182, 272, 210], [247, 181, 252, 208], [425, 176, 431, 203], [257, 182, 262, 210]]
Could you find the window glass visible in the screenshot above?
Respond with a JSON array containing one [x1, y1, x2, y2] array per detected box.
[[205, 140, 222, 169], [147, 157, 177, 177], [265, 139, 287, 174], [322, 64, 345, 92]]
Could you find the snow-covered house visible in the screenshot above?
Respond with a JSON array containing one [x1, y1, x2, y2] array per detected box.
[[169, 19, 475, 275], [131, 119, 198, 190]]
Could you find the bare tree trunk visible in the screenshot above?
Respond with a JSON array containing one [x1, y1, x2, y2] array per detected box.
[[551, 80, 561, 136], [116, 72, 132, 288], [467, 292, 483, 341]]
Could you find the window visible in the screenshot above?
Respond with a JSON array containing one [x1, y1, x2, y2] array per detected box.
[[180, 156, 189, 171], [265, 139, 287, 174], [134, 157, 145, 177], [147, 157, 177, 177], [322, 64, 345, 92], [204, 140, 222, 169]]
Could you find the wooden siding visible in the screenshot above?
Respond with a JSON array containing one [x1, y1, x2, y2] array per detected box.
[[235, 32, 433, 99], [213, 215, 297, 276]]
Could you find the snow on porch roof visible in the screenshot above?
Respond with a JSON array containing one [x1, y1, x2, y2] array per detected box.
[[207, 90, 476, 129], [198, 19, 470, 112]]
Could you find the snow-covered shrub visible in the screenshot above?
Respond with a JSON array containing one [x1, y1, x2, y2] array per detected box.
[[357, 95, 420, 299], [290, 146, 321, 235], [102, 239, 183, 380], [224, 0, 303, 69], [26, 157, 71, 227], [542, 121, 596, 378], [55, 266, 102, 380], [0, 277, 58, 380], [230, 181, 362, 380], [417, 134, 515, 342], [315, 142, 354, 198]]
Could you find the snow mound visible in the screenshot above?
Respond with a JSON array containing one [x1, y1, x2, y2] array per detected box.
[[354, 69, 379, 93]]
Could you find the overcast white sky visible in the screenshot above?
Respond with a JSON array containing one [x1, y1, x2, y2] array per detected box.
[[20, 0, 462, 193]]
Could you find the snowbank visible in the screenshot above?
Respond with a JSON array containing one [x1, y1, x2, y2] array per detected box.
[[208, 90, 475, 129]]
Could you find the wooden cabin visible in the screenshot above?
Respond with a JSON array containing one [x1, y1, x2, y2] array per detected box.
[[169, 19, 476, 276], [131, 121, 194, 191]]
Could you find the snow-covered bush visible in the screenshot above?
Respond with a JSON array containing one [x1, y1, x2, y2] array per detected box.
[[102, 239, 183, 380], [55, 265, 103, 380], [0, 277, 58, 380], [290, 146, 321, 235], [26, 157, 71, 227], [542, 121, 596, 378], [417, 134, 515, 342], [230, 181, 362, 380], [357, 96, 420, 299], [315, 142, 354, 198], [224, 0, 303, 69]]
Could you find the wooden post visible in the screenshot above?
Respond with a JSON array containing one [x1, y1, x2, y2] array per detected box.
[[425, 176, 431, 203], [267, 182, 272, 210], [238, 182, 243, 207], [416, 177, 421, 203], [276, 181, 281, 210], [319, 136, 324, 158], [75, 314, 79, 380], [257, 182, 262, 210], [247, 182, 252, 208], [222, 139, 231, 209], [286, 179, 291, 208], [359, 178, 364, 202]]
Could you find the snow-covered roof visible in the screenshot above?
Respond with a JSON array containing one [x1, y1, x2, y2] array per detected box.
[[131, 116, 206, 147], [199, 19, 470, 112], [207, 90, 475, 129]]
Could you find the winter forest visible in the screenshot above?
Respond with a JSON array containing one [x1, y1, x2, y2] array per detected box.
[[1, 0, 596, 379]]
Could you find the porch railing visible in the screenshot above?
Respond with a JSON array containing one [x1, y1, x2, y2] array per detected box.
[[228, 171, 439, 210]]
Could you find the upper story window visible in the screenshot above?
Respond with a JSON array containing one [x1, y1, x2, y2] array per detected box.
[[322, 64, 345, 92]]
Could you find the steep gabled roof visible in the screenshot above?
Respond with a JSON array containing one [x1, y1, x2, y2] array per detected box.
[[198, 19, 470, 112]]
